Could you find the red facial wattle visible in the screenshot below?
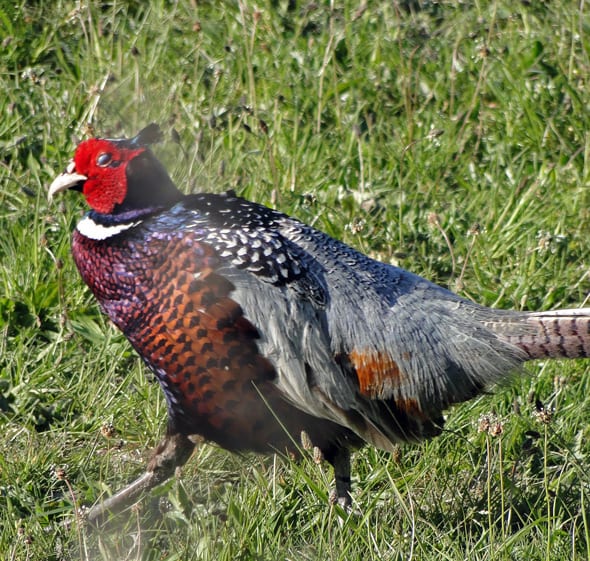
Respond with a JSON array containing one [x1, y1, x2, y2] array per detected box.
[[73, 139, 144, 214]]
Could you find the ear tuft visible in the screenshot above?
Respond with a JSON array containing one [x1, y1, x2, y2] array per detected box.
[[131, 123, 164, 147]]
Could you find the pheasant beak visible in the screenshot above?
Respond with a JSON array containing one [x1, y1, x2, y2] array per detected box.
[[48, 160, 87, 200]]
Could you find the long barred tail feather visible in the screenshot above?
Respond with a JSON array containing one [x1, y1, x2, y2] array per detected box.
[[490, 308, 590, 360]]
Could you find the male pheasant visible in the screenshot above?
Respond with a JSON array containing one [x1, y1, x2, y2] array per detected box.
[[49, 124, 590, 523]]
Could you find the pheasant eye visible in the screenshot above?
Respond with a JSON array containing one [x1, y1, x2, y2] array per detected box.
[[96, 152, 112, 167]]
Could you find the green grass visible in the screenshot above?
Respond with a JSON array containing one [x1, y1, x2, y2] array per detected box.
[[1, 1, 590, 559]]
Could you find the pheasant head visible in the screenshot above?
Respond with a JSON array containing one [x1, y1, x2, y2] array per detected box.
[[48, 124, 183, 215]]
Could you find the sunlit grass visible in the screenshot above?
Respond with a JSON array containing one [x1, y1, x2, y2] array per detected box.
[[1, 1, 589, 559]]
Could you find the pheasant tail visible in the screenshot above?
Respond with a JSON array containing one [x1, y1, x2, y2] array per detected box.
[[491, 309, 590, 360]]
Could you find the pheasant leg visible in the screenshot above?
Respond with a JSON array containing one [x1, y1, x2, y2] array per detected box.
[[326, 447, 352, 509], [85, 431, 195, 526]]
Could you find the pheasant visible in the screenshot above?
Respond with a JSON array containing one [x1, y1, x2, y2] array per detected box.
[[49, 124, 590, 524]]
